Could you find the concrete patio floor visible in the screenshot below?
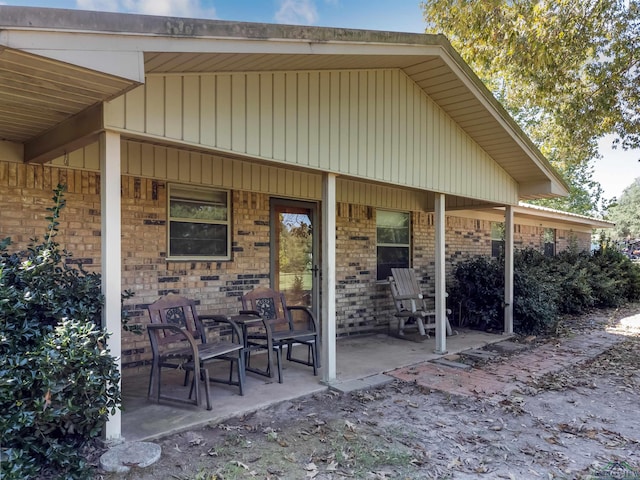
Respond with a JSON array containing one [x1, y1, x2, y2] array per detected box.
[[120, 328, 505, 442]]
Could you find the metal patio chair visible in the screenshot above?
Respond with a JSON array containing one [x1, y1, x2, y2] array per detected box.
[[147, 294, 245, 410], [240, 286, 319, 383]]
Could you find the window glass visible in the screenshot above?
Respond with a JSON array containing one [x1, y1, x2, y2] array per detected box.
[[544, 228, 556, 256], [491, 222, 505, 258], [168, 184, 231, 260], [377, 210, 410, 280]]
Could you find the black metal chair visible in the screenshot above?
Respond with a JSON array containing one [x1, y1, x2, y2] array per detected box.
[[147, 294, 244, 410], [240, 286, 319, 383]]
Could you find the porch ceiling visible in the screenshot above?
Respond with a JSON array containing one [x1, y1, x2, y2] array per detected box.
[[0, 47, 138, 144]]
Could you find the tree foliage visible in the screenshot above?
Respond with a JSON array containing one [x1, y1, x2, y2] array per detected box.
[[607, 177, 640, 239], [421, 0, 639, 213]]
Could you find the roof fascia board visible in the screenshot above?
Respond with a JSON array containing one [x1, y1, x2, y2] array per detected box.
[[0, 6, 445, 46], [520, 180, 569, 198], [0, 30, 145, 82], [434, 48, 569, 195], [1, 27, 442, 57], [513, 205, 614, 229], [450, 207, 612, 231]]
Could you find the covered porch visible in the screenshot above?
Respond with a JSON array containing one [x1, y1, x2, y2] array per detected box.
[[121, 328, 503, 442], [0, 6, 570, 444]]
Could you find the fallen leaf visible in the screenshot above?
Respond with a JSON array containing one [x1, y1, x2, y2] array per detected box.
[[43, 390, 51, 412], [232, 461, 250, 470]]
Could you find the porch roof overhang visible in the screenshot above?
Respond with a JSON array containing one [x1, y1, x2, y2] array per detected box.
[[0, 6, 568, 199], [0, 43, 143, 162], [451, 202, 614, 231]]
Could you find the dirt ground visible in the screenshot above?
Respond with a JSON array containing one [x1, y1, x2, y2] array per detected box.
[[97, 305, 640, 480]]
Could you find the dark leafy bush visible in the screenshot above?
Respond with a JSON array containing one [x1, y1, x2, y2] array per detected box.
[[0, 185, 121, 479], [512, 249, 559, 334], [449, 246, 640, 335], [448, 256, 504, 331]]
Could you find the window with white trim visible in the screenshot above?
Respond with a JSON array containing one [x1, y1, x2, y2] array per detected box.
[[167, 184, 231, 260], [376, 210, 410, 281]]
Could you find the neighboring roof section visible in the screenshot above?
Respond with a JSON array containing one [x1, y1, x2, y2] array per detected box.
[[449, 202, 613, 232], [0, 6, 568, 199], [514, 202, 614, 230]]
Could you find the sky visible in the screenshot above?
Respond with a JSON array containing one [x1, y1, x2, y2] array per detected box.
[[3, 0, 639, 201]]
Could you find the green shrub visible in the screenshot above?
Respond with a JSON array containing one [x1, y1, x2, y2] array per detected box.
[[448, 256, 504, 331], [0, 185, 121, 479], [449, 246, 640, 335], [512, 249, 559, 334]]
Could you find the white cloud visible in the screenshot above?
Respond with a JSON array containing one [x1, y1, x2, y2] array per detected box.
[[76, 0, 216, 19], [275, 0, 318, 25], [76, 0, 121, 12]]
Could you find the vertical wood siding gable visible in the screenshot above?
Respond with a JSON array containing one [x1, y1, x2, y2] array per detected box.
[[103, 69, 517, 204]]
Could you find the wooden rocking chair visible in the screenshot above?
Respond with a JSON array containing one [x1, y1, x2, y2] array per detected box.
[[388, 268, 454, 337]]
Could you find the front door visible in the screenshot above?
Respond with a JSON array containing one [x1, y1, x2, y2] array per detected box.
[[270, 199, 319, 323]]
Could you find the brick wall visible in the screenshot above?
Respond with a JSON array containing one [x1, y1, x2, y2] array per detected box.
[[0, 160, 594, 368], [119, 182, 274, 368], [557, 228, 591, 252], [0, 162, 102, 272]]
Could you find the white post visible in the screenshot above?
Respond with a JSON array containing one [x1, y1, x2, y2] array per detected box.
[[504, 205, 514, 334], [321, 173, 337, 383], [100, 130, 122, 441], [434, 193, 447, 354]]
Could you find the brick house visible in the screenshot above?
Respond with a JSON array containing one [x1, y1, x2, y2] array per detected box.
[[0, 7, 611, 439]]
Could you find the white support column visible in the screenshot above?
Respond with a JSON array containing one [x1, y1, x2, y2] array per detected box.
[[504, 205, 514, 334], [321, 173, 337, 383], [100, 130, 122, 442], [434, 193, 447, 354]]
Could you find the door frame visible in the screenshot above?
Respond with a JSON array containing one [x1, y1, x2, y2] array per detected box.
[[269, 198, 320, 319]]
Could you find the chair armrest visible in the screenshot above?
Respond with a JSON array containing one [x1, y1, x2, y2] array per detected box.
[[200, 314, 244, 345], [393, 293, 424, 301], [147, 323, 200, 363], [286, 305, 319, 333], [236, 310, 274, 346]]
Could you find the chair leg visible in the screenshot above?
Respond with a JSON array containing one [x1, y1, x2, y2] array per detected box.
[[147, 361, 155, 399], [417, 318, 426, 336], [311, 343, 317, 376], [398, 317, 406, 335], [276, 347, 283, 384], [155, 364, 162, 403], [315, 337, 321, 368], [446, 317, 455, 336], [236, 352, 245, 396], [202, 365, 212, 411], [192, 364, 201, 408]]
